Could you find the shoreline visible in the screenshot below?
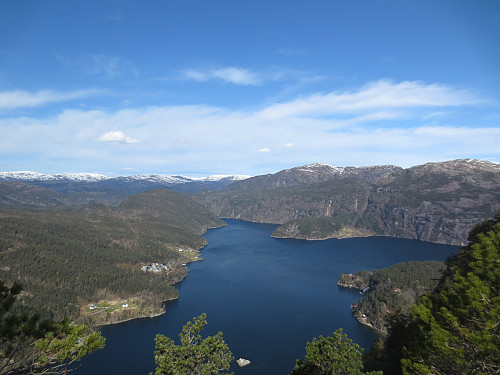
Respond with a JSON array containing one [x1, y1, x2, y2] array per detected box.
[[86, 223, 225, 328]]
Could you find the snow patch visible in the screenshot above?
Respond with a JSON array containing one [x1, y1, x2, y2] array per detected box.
[[297, 163, 345, 174]]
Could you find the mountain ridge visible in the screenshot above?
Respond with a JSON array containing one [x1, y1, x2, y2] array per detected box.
[[194, 159, 500, 245], [0, 171, 250, 184]]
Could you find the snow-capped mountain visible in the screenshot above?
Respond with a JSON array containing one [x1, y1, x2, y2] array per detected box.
[[0, 171, 251, 196], [0, 171, 250, 184], [0, 171, 110, 182]]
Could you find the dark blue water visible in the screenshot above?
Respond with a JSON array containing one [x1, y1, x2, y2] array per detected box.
[[74, 219, 458, 375]]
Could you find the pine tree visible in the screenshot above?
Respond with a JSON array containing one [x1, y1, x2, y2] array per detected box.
[[153, 314, 234, 375], [0, 279, 105, 374], [290, 328, 382, 375], [401, 217, 500, 374]]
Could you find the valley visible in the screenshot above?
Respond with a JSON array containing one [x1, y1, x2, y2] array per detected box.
[[0, 158, 498, 326]]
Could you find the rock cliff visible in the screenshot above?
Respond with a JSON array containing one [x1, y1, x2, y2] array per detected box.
[[194, 159, 500, 245]]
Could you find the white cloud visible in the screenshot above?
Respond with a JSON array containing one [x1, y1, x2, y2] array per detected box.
[[94, 130, 139, 144], [182, 67, 261, 85], [257, 79, 478, 120], [0, 79, 496, 175], [0, 89, 102, 109]]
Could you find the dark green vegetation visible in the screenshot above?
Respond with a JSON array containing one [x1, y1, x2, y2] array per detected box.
[[0, 279, 105, 374], [152, 314, 233, 375], [290, 329, 382, 375], [364, 213, 500, 374], [195, 159, 500, 245], [0, 182, 125, 207], [338, 261, 445, 333], [0, 189, 224, 324]]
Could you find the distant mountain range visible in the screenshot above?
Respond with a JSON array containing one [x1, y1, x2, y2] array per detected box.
[[1, 159, 499, 245], [0, 171, 250, 198]]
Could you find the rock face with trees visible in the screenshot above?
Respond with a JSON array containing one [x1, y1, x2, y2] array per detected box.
[[195, 159, 500, 245]]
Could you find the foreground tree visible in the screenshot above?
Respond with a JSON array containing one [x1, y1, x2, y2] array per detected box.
[[0, 280, 105, 374], [153, 314, 234, 375], [401, 215, 500, 374], [290, 328, 382, 375]]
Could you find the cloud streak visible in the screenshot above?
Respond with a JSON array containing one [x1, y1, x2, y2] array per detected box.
[[0, 89, 103, 110], [257, 79, 478, 120]]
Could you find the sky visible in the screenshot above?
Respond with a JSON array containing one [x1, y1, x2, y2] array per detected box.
[[1, 0, 499, 177]]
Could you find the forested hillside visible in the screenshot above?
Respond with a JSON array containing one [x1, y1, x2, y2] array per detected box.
[[195, 159, 500, 245], [0, 189, 224, 325], [338, 261, 445, 333], [363, 213, 500, 374]]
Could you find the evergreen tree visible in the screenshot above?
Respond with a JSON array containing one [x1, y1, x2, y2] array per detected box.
[[290, 328, 382, 375], [401, 217, 500, 374], [0, 279, 105, 374], [153, 314, 234, 375]]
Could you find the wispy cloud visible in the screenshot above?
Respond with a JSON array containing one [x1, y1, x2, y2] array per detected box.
[[182, 67, 262, 85], [94, 130, 139, 144], [58, 54, 139, 78], [0, 89, 103, 110], [257, 79, 478, 120]]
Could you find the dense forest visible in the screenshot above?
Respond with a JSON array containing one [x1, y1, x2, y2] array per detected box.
[[338, 261, 445, 333], [0, 189, 224, 324]]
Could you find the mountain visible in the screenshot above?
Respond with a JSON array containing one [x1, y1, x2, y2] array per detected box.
[[0, 171, 250, 196], [223, 163, 402, 191], [194, 159, 500, 245]]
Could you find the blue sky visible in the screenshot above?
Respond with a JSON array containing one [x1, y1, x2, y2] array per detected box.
[[1, 0, 499, 177]]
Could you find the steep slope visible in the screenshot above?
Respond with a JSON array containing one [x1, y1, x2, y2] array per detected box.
[[195, 159, 500, 245]]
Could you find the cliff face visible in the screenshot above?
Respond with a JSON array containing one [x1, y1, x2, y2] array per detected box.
[[194, 159, 500, 245]]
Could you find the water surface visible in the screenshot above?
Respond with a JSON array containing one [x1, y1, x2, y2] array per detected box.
[[75, 219, 457, 375]]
